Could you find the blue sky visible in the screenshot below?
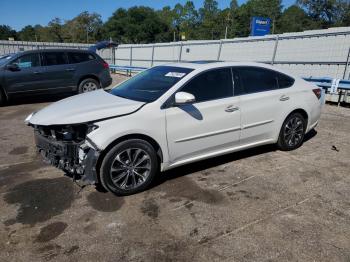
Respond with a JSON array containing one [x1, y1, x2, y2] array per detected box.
[[0, 0, 296, 31]]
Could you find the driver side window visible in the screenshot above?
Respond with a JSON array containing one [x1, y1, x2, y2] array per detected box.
[[180, 68, 233, 103], [11, 54, 40, 69]]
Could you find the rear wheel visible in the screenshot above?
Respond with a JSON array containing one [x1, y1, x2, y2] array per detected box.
[[277, 112, 306, 151], [78, 78, 100, 94], [0, 88, 6, 106], [99, 139, 159, 196]]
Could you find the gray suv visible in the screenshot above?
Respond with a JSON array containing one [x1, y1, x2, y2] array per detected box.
[[0, 49, 112, 105]]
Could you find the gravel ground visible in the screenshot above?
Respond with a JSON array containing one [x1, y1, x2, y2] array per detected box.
[[0, 76, 349, 262]]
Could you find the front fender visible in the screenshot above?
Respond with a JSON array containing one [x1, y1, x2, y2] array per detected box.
[[86, 107, 170, 164]]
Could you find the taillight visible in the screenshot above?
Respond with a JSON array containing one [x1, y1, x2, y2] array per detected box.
[[312, 88, 321, 99], [102, 61, 109, 69]]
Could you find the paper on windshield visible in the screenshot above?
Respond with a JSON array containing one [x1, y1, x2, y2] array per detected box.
[[165, 72, 186, 78]]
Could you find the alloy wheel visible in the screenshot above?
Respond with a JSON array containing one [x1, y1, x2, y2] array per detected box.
[[82, 81, 98, 92], [283, 116, 304, 147], [110, 148, 151, 190]]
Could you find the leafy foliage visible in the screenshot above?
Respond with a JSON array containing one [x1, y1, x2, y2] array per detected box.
[[1, 0, 349, 43]]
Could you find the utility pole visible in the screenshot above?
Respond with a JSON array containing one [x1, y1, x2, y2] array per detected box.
[[86, 25, 93, 44], [225, 12, 232, 39]]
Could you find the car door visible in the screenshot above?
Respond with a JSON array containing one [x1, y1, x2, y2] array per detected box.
[[165, 67, 241, 164], [3, 52, 45, 94], [236, 66, 294, 145], [41, 51, 76, 93]]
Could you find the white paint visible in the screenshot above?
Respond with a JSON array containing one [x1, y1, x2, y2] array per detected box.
[[29, 62, 323, 172]]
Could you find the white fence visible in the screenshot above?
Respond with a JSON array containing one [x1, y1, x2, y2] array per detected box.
[[114, 27, 350, 79], [1, 27, 350, 79]]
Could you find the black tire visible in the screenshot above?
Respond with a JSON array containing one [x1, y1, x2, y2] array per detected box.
[[0, 88, 6, 106], [277, 112, 306, 151], [78, 78, 100, 94], [99, 139, 159, 196]]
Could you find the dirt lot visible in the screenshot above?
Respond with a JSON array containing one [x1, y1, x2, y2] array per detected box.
[[0, 76, 349, 261]]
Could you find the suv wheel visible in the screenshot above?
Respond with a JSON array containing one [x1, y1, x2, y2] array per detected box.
[[277, 112, 306, 151], [0, 88, 6, 106], [99, 139, 159, 196], [78, 78, 100, 93]]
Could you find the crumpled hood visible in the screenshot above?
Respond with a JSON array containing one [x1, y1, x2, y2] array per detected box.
[[29, 90, 145, 126]]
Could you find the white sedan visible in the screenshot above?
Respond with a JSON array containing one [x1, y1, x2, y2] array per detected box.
[[27, 62, 323, 195]]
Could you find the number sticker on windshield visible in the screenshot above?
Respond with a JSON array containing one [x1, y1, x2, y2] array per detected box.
[[165, 72, 186, 78]]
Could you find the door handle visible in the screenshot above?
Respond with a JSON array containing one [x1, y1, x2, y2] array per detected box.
[[65, 68, 75, 72], [225, 105, 239, 112], [33, 71, 42, 74], [280, 95, 290, 101]]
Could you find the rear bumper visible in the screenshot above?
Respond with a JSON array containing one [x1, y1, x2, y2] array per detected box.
[[34, 131, 99, 185], [100, 70, 112, 88]]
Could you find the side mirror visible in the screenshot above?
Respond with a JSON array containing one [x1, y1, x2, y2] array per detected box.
[[6, 64, 20, 71], [175, 92, 196, 105]]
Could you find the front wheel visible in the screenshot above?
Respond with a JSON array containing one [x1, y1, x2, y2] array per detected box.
[[277, 112, 306, 151], [99, 139, 159, 196]]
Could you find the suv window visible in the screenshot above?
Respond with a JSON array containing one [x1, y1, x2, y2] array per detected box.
[[42, 52, 68, 66], [181, 68, 233, 103], [237, 67, 278, 94], [11, 53, 40, 68], [68, 52, 95, 64]]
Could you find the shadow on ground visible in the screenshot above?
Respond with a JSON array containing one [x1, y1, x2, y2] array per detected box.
[[4, 93, 74, 106]]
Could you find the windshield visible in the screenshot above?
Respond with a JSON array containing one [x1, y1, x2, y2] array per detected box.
[[0, 54, 15, 66], [110, 66, 193, 102]]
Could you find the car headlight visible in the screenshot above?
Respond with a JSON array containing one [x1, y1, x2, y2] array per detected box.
[[24, 111, 36, 125]]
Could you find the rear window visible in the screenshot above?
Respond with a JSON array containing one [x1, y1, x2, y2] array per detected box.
[[43, 52, 68, 66], [235, 67, 295, 94], [238, 67, 279, 94], [277, 73, 295, 88], [68, 52, 95, 64]]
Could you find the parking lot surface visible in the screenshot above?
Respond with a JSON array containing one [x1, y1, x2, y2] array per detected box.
[[0, 79, 349, 261]]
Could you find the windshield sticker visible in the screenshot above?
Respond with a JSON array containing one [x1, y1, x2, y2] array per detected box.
[[165, 72, 186, 78]]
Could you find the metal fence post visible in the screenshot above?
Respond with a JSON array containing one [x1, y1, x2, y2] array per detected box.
[[129, 46, 133, 67], [178, 42, 183, 62], [271, 35, 279, 65], [151, 44, 155, 67], [343, 47, 350, 79], [217, 40, 223, 61], [114, 46, 117, 66], [110, 46, 114, 66]]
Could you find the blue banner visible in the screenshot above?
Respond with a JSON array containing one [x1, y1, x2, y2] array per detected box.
[[250, 17, 271, 36]]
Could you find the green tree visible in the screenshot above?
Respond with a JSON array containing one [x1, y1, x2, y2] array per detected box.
[[276, 5, 320, 33], [198, 0, 220, 39], [0, 25, 17, 40], [18, 25, 37, 41], [63, 12, 103, 43], [297, 0, 349, 26], [180, 1, 199, 40], [47, 18, 64, 42], [222, 0, 239, 39], [342, 4, 350, 25], [103, 7, 171, 44], [233, 0, 282, 36]]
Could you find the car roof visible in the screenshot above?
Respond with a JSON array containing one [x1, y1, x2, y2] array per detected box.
[[166, 61, 273, 70], [18, 49, 93, 55], [165, 61, 295, 77]]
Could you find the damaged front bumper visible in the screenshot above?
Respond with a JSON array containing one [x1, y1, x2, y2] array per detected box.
[[34, 130, 99, 185]]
